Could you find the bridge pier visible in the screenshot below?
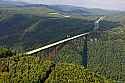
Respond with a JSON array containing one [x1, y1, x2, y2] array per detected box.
[[83, 34, 88, 68]]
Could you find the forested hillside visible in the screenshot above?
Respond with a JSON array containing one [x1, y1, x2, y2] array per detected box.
[[1, 27, 125, 82], [55, 27, 125, 82], [45, 64, 115, 83], [0, 14, 121, 51], [0, 1, 125, 83], [0, 51, 115, 83]]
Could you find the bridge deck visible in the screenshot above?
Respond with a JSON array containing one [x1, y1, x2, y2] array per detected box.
[[25, 32, 89, 55]]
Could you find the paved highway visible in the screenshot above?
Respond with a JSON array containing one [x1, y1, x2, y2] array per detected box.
[[25, 32, 89, 55]]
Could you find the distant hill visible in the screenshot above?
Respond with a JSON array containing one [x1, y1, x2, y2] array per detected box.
[[16, 4, 125, 16], [47, 5, 125, 16], [0, 1, 125, 16], [0, 0, 28, 6]]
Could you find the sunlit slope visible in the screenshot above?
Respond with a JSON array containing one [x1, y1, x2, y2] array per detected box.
[[0, 55, 53, 82], [0, 53, 115, 83], [0, 7, 58, 17], [45, 63, 115, 83]]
